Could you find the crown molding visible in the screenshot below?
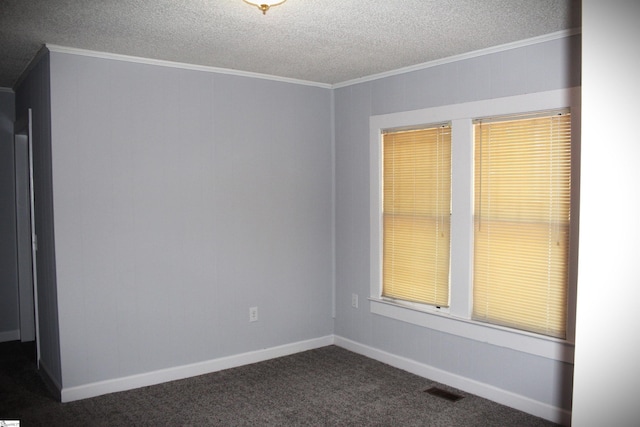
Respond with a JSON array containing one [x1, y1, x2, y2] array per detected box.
[[44, 28, 580, 91], [332, 28, 582, 89], [45, 44, 333, 89]]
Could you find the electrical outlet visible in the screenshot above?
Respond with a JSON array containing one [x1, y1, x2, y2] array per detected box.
[[351, 293, 358, 309], [249, 306, 258, 322]]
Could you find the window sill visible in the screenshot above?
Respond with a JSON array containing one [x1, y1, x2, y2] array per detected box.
[[369, 298, 574, 363]]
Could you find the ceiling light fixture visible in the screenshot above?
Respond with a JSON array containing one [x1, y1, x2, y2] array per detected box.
[[242, 0, 287, 15]]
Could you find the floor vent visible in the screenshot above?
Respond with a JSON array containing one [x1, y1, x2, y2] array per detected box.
[[424, 387, 464, 402]]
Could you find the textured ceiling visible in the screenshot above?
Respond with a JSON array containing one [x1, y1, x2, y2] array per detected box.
[[0, 0, 581, 88]]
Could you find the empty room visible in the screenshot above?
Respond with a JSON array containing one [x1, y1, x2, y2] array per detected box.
[[0, 1, 638, 425]]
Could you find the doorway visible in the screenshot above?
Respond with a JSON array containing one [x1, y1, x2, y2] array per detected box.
[[14, 108, 40, 365]]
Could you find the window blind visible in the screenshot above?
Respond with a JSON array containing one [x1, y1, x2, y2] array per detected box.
[[382, 125, 451, 307], [473, 112, 571, 338]]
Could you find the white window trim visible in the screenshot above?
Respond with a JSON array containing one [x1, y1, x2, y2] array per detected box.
[[369, 87, 581, 363]]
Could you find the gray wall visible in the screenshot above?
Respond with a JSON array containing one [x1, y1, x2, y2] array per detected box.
[[0, 89, 18, 341], [15, 51, 63, 390], [47, 52, 334, 388], [333, 35, 581, 412]]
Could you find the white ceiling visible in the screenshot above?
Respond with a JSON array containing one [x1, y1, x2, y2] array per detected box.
[[0, 0, 581, 88]]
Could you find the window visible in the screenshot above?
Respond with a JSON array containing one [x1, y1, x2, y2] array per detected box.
[[382, 125, 451, 307], [473, 112, 572, 338], [370, 88, 579, 361]]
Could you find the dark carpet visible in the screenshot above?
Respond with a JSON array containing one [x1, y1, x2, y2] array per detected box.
[[0, 341, 558, 426]]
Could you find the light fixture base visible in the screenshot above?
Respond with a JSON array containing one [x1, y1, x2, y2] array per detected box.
[[242, 0, 287, 15]]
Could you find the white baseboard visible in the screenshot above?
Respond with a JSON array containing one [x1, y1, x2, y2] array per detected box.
[[0, 329, 20, 343], [57, 333, 570, 425], [333, 335, 571, 426], [39, 358, 62, 401], [61, 335, 334, 403]]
